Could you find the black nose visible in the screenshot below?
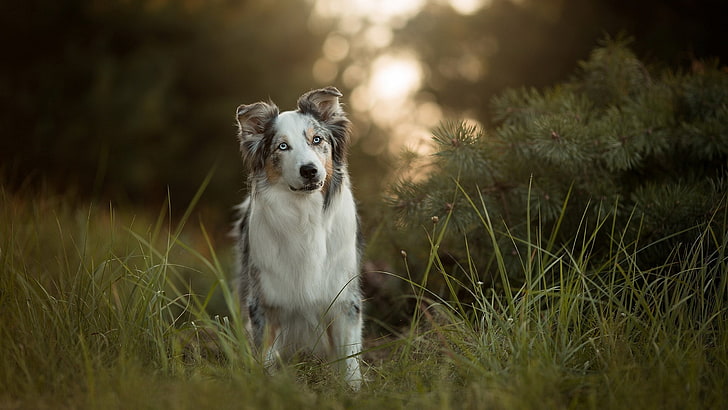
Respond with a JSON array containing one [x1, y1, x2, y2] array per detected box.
[[300, 163, 318, 180]]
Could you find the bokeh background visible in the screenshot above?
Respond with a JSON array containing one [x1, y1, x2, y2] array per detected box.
[[2, 0, 726, 232]]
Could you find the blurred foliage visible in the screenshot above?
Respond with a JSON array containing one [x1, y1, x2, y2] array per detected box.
[[1, 0, 726, 238], [385, 38, 728, 303], [395, 0, 728, 125], [0, 0, 329, 207]]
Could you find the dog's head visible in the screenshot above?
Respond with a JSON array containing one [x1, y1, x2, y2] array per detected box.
[[236, 87, 351, 198]]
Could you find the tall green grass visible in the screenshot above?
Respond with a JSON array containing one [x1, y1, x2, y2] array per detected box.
[[394, 184, 727, 408], [1, 183, 726, 409], [0, 184, 260, 406]]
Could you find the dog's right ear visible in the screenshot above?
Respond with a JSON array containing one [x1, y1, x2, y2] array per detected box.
[[235, 102, 279, 170], [236, 102, 278, 139]]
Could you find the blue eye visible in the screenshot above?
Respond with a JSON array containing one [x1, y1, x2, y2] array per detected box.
[[312, 136, 322, 145], [278, 142, 289, 151]]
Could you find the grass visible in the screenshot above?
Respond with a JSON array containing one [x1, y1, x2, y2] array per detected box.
[[1, 183, 726, 409]]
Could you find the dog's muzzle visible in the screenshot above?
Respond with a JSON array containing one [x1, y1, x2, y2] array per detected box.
[[290, 163, 324, 192]]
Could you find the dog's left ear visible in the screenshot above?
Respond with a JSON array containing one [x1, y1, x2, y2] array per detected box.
[[297, 86, 345, 121], [235, 101, 279, 171]]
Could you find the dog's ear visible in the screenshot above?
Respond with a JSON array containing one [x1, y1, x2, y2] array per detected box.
[[236, 102, 278, 139], [297, 86, 345, 121], [235, 102, 279, 170], [298, 87, 351, 165]]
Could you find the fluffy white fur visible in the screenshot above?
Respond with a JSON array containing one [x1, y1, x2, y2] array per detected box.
[[233, 87, 363, 388]]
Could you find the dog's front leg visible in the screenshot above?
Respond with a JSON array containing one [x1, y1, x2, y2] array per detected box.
[[331, 300, 363, 390], [248, 298, 282, 369]]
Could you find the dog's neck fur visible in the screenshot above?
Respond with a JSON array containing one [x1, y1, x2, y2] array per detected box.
[[251, 182, 326, 234], [247, 174, 357, 309]]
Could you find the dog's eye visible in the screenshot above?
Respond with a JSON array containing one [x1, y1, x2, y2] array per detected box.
[[312, 136, 322, 145], [278, 142, 289, 151]]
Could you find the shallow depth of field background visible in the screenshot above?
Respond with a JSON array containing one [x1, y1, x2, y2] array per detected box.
[[1, 1, 727, 408], [2, 0, 726, 224]]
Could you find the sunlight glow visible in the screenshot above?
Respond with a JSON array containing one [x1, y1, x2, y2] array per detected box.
[[447, 0, 491, 15], [369, 54, 422, 101], [311, 0, 444, 155], [349, 52, 423, 115], [314, 0, 426, 25], [353, 53, 438, 156]]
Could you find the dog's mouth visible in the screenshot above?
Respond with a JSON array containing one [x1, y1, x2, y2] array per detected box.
[[289, 181, 324, 193]]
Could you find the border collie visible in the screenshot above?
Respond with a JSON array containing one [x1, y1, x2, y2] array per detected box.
[[233, 87, 362, 389]]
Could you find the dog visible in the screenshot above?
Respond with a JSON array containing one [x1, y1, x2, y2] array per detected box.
[[232, 87, 363, 389]]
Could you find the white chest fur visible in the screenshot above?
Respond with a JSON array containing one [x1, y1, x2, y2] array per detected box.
[[248, 182, 358, 310]]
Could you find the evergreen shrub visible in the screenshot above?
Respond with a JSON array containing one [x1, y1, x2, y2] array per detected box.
[[385, 38, 728, 299]]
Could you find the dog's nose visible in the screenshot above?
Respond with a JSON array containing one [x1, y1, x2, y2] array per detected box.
[[300, 163, 318, 180]]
